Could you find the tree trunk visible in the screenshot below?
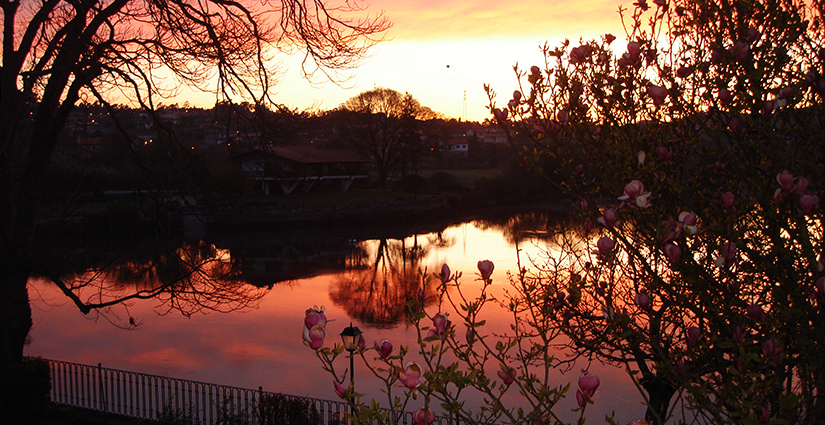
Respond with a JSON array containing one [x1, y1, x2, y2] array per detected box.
[[642, 375, 677, 425], [0, 256, 35, 416]]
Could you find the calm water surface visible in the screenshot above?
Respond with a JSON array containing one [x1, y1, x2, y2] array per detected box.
[[26, 215, 645, 422]]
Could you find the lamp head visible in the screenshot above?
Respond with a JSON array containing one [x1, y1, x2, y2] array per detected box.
[[340, 323, 362, 352]]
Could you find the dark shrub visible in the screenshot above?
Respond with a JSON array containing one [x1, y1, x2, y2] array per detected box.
[[258, 393, 322, 425], [428, 172, 462, 193], [1, 357, 51, 421], [393, 174, 430, 194]]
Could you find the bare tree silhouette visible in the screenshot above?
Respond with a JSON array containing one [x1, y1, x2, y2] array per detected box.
[[0, 0, 389, 413]]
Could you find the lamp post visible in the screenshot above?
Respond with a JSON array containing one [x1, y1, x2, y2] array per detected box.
[[340, 323, 362, 405]]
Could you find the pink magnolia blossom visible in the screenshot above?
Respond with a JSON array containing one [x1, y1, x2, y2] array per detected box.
[[747, 27, 761, 43], [578, 374, 600, 398], [493, 108, 508, 121], [664, 244, 681, 263], [679, 211, 699, 235], [303, 324, 326, 350], [596, 237, 615, 255], [761, 340, 783, 364], [793, 177, 809, 196], [635, 290, 651, 310], [497, 368, 515, 385], [637, 150, 646, 168], [728, 116, 741, 133], [557, 109, 569, 123], [597, 207, 619, 228], [333, 380, 347, 399], [466, 327, 476, 344], [674, 359, 686, 375], [413, 408, 436, 425], [530, 65, 541, 75], [777, 171, 795, 192], [374, 339, 393, 359], [580, 199, 589, 211], [814, 277, 824, 299], [718, 89, 733, 106], [760, 407, 770, 425], [635, 193, 652, 209], [604, 33, 616, 44], [432, 313, 449, 335], [508, 91, 522, 109], [304, 305, 327, 329], [398, 362, 422, 388], [439, 263, 452, 283], [676, 66, 694, 78], [357, 334, 366, 351], [656, 146, 672, 161], [721, 191, 735, 210], [627, 41, 641, 58], [678, 211, 697, 226], [647, 86, 667, 107], [731, 41, 749, 61], [733, 326, 745, 343], [762, 100, 775, 116], [799, 194, 819, 215], [687, 326, 701, 348], [478, 260, 495, 280], [747, 304, 767, 322], [659, 220, 681, 244], [619, 180, 647, 202], [716, 242, 737, 268], [570, 46, 588, 64], [576, 389, 587, 408]]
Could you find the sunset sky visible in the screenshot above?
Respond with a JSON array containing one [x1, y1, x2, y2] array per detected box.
[[182, 0, 628, 122]]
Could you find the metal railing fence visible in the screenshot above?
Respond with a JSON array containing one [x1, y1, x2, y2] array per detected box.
[[46, 359, 462, 425]]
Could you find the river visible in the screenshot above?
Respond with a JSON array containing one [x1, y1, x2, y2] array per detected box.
[[25, 212, 646, 423]]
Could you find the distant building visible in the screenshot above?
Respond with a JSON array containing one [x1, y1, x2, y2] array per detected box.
[[232, 146, 370, 195], [445, 137, 469, 157], [476, 128, 507, 144]]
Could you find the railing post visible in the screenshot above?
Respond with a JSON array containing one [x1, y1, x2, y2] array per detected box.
[[98, 363, 107, 413]]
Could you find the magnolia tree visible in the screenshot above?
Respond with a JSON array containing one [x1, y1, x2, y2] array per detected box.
[[485, 0, 824, 423], [306, 261, 612, 425], [307, 0, 824, 424]]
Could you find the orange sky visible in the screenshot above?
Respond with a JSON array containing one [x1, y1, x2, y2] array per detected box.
[[179, 0, 627, 121]]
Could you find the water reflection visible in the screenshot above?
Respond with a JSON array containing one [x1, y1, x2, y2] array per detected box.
[[331, 233, 455, 327], [44, 240, 267, 324], [26, 211, 643, 421], [473, 211, 566, 244]]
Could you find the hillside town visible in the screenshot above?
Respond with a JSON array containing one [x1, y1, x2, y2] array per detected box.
[[60, 102, 515, 195]]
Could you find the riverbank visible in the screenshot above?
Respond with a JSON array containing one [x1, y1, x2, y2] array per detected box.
[[36, 185, 575, 241], [29, 404, 156, 425]]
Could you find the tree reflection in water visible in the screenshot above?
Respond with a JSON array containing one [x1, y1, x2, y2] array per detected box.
[[40, 240, 267, 327], [330, 233, 454, 328], [473, 211, 568, 245]]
